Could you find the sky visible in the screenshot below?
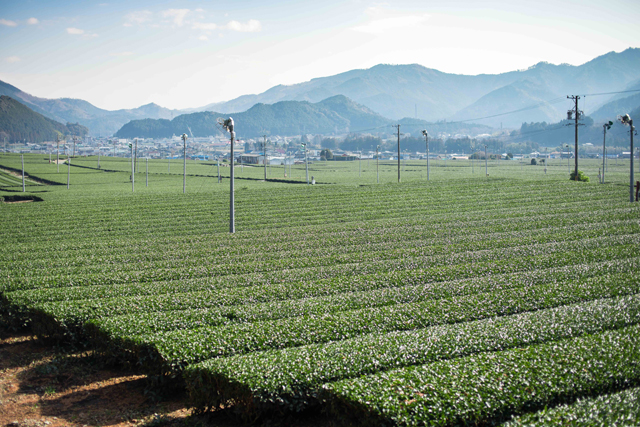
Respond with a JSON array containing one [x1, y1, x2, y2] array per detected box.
[[1, 0, 639, 111]]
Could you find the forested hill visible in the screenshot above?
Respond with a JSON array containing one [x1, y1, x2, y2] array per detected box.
[[0, 96, 88, 143], [115, 95, 393, 139]]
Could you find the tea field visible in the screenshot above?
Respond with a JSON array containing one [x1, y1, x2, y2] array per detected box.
[[1, 153, 639, 426]]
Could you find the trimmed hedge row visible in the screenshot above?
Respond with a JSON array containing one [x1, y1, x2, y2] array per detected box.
[[93, 270, 640, 374], [321, 324, 640, 426], [503, 386, 640, 426], [184, 294, 640, 415]]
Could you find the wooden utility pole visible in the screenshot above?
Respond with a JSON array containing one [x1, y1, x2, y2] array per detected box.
[[568, 96, 581, 179]]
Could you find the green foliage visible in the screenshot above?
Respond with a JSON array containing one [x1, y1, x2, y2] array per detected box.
[[570, 169, 590, 182], [1, 156, 639, 424], [0, 96, 88, 142], [503, 386, 640, 426], [322, 324, 640, 426], [531, 158, 537, 165]]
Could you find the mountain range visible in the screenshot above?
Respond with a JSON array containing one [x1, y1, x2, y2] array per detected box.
[[0, 95, 88, 143], [2, 48, 640, 136], [0, 80, 179, 137]]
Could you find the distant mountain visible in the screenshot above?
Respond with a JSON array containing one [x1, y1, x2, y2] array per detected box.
[[116, 95, 394, 139], [0, 80, 180, 136], [193, 48, 640, 128], [0, 96, 88, 143], [589, 79, 640, 122]]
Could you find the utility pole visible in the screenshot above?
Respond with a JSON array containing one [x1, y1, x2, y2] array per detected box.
[[263, 135, 268, 181], [113, 139, 116, 157], [394, 124, 402, 182], [376, 145, 380, 184], [146, 158, 149, 187], [218, 117, 236, 233], [67, 153, 71, 189], [134, 138, 138, 174], [359, 149, 361, 177], [422, 130, 429, 181], [618, 114, 635, 202], [217, 158, 221, 183], [567, 96, 581, 179], [72, 136, 76, 157], [98, 145, 101, 169], [21, 154, 25, 192], [485, 144, 488, 176], [302, 142, 309, 184], [602, 121, 613, 184], [130, 141, 134, 192], [181, 134, 187, 194], [56, 135, 60, 173]]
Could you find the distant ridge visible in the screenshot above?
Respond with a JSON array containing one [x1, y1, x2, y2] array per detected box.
[[0, 95, 88, 143]]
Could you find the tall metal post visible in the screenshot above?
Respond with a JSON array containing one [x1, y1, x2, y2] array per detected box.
[[134, 138, 138, 174], [395, 124, 401, 182], [229, 124, 235, 233], [359, 150, 361, 177], [263, 135, 268, 181], [98, 145, 101, 169], [217, 158, 220, 183], [485, 145, 488, 176], [182, 134, 187, 194], [21, 154, 25, 192], [302, 142, 309, 184], [67, 154, 70, 189], [130, 142, 134, 192], [72, 136, 76, 157], [602, 123, 609, 184], [56, 135, 60, 173], [423, 131, 429, 181], [376, 145, 380, 184], [630, 119, 635, 203], [146, 158, 148, 187]]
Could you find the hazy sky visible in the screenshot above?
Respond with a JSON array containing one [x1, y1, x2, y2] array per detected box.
[[1, 0, 639, 110]]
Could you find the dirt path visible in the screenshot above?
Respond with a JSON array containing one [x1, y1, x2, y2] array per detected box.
[[0, 330, 336, 427]]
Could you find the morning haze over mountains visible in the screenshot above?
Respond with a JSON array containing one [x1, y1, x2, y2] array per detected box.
[[2, 48, 640, 138]]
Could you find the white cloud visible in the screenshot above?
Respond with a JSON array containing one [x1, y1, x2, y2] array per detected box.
[[352, 7, 431, 34], [110, 51, 134, 56], [162, 9, 190, 27], [0, 19, 18, 27], [27, 17, 39, 25], [224, 19, 261, 32], [67, 27, 84, 35], [124, 10, 152, 26], [192, 22, 217, 31], [5, 56, 20, 63], [199, 35, 208, 41]]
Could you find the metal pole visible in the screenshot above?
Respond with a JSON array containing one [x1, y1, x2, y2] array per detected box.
[[182, 134, 187, 194], [485, 145, 488, 176], [359, 150, 361, 177], [631, 119, 635, 203], [230, 131, 235, 233], [131, 142, 134, 192], [396, 124, 401, 182], [425, 133, 430, 181], [57, 136, 60, 173], [376, 145, 380, 184], [98, 145, 101, 169], [67, 154, 70, 189], [602, 125, 607, 184], [217, 158, 220, 183], [168, 156, 170, 173], [72, 136, 76, 157], [134, 138, 138, 174], [264, 135, 267, 181], [21, 154, 25, 192], [303, 143, 309, 184], [146, 157, 148, 187]]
